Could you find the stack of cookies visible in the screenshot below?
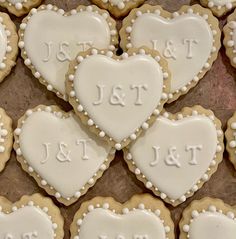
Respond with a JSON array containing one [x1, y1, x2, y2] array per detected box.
[[0, 0, 235, 238]]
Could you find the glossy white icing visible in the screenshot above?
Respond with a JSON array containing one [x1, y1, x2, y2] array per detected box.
[[129, 115, 218, 200], [78, 208, 166, 239], [129, 13, 213, 92], [21, 6, 115, 97], [72, 54, 164, 143], [189, 211, 236, 239], [18, 110, 111, 199], [0, 206, 54, 238]]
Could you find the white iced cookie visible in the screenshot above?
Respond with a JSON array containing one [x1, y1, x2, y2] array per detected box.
[[0, 0, 42, 16], [120, 4, 221, 103], [70, 194, 174, 239], [0, 193, 64, 239], [91, 0, 145, 18], [180, 197, 236, 239], [0, 108, 13, 173], [124, 106, 224, 206], [66, 47, 171, 150], [225, 112, 236, 170], [223, 11, 236, 68], [13, 105, 115, 206], [200, 0, 236, 17], [18, 4, 118, 100], [0, 13, 18, 83]]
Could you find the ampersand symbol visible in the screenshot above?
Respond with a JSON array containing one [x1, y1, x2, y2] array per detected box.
[[110, 85, 125, 106], [163, 40, 177, 60], [165, 146, 181, 168], [56, 142, 71, 162]]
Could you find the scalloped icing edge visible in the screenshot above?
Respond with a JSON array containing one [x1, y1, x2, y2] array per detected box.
[[123, 105, 224, 207], [90, 0, 145, 18], [13, 105, 116, 206], [0, 107, 13, 173], [66, 47, 171, 150], [119, 4, 221, 103], [0, 0, 43, 17], [18, 4, 118, 101], [0, 193, 64, 239], [225, 112, 236, 170], [179, 197, 236, 239], [70, 194, 175, 239], [200, 0, 236, 17], [223, 10, 236, 68]]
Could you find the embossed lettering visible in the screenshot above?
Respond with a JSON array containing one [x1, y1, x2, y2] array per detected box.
[[76, 139, 91, 160], [130, 84, 148, 105], [43, 42, 53, 62], [56, 42, 72, 62], [110, 85, 125, 106], [150, 146, 160, 166], [186, 145, 202, 165], [163, 40, 177, 60], [22, 231, 38, 239], [77, 41, 93, 51], [4, 234, 13, 239], [93, 85, 105, 105], [183, 39, 198, 59], [151, 39, 158, 51], [165, 146, 181, 167], [56, 142, 72, 162], [151, 39, 199, 59], [41, 143, 51, 164], [150, 145, 203, 167]]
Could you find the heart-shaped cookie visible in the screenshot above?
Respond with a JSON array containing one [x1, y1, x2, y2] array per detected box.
[[120, 4, 221, 102], [180, 197, 236, 239], [0, 107, 13, 172], [66, 47, 170, 150], [223, 10, 236, 68], [91, 0, 145, 18], [200, 0, 236, 17], [124, 106, 224, 206], [0, 193, 64, 239], [0, 0, 42, 17], [14, 105, 114, 206], [18, 4, 118, 100], [0, 12, 18, 83], [70, 194, 174, 239]]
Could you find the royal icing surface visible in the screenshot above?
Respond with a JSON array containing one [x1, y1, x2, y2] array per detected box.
[[120, 5, 220, 101], [183, 204, 236, 239], [19, 4, 117, 99], [125, 107, 223, 205], [0, 206, 55, 239], [14, 106, 113, 204], [67, 48, 170, 150], [79, 208, 166, 239], [72, 197, 173, 239]]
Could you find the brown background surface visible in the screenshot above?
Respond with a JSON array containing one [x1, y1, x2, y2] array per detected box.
[[0, 0, 235, 238]]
